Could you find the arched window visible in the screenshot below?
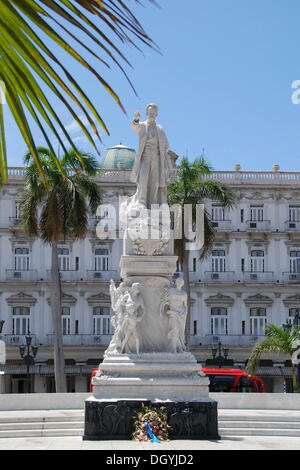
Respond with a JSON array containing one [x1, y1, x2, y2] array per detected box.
[[212, 250, 226, 272], [94, 248, 109, 271], [62, 306, 71, 335], [58, 248, 70, 271], [211, 307, 228, 335], [250, 308, 266, 335], [93, 306, 111, 335], [290, 251, 300, 274], [250, 250, 264, 273], [14, 248, 29, 271], [12, 306, 30, 335]]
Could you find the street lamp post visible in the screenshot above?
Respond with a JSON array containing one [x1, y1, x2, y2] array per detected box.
[[211, 342, 229, 368], [19, 333, 38, 394]]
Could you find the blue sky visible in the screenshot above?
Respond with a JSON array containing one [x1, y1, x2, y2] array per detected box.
[[4, 0, 300, 171]]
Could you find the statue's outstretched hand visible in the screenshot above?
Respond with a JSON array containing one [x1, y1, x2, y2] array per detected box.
[[133, 110, 140, 122]]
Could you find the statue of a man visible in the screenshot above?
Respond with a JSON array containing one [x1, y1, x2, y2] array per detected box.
[[130, 103, 173, 209]]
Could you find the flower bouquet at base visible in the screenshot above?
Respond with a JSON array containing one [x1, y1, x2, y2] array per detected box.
[[132, 404, 172, 442]]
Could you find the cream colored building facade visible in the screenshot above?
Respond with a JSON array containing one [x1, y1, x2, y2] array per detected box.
[[0, 149, 299, 393]]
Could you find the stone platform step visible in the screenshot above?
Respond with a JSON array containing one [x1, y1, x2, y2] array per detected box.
[[0, 428, 84, 438], [0, 408, 300, 439], [0, 410, 84, 438], [218, 409, 300, 437], [219, 427, 300, 437]]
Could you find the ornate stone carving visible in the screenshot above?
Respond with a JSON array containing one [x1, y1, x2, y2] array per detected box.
[[243, 293, 273, 306], [6, 292, 37, 306], [205, 293, 235, 306], [105, 280, 145, 356], [160, 278, 187, 353]]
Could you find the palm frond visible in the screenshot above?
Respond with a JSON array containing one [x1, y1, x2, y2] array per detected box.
[[0, 0, 157, 182]]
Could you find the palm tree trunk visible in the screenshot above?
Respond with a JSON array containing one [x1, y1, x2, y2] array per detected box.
[[183, 251, 191, 351], [50, 241, 67, 393]]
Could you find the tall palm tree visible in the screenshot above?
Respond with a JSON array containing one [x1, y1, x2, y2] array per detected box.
[[168, 156, 236, 350], [246, 324, 300, 392], [0, 1, 157, 184], [20, 147, 102, 392]]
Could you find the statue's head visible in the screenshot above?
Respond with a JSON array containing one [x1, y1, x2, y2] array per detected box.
[[146, 103, 158, 120], [131, 282, 141, 294], [176, 278, 184, 290]]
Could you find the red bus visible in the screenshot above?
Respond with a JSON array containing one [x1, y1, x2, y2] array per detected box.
[[202, 368, 266, 393], [90, 367, 265, 393]]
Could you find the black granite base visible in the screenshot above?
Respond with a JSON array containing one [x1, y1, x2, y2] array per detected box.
[[83, 399, 220, 440]]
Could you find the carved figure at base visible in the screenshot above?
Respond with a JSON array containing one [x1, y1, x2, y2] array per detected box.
[[120, 283, 145, 355], [161, 278, 187, 353], [105, 280, 127, 355]]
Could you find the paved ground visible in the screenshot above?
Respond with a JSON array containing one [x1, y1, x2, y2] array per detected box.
[[0, 435, 299, 450]]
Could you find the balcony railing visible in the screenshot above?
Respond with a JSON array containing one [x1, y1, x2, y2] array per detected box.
[[47, 270, 83, 282], [285, 220, 300, 231], [243, 271, 274, 283], [46, 334, 113, 346], [192, 334, 265, 348], [86, 270, 119, 282], [203, 271, 235, 283], [4, 334, 37, 346], [211, 220, 232, 231], [203, 171, 300, 185], [283, 272, 300, 283], [6, 167, 300, 185], [245, 220, 271, 231], [6, 269, 38, 282]]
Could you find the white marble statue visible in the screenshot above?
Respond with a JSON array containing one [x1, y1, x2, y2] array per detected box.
[[120, 283, 145, 355], [123, 104, 173, 215], [105, 280, 127, 355], [160, 278, 188, 353]]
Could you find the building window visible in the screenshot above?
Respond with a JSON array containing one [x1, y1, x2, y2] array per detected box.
[[193, 320, 197, 336], [212, 205, 224, 221], [290, 251, 300, 273], [250, 308, 266, 335], [211, 307, 228, 335], [250, 205, 264, 222], [241, 258, 245, 272], [94, 248, 109, 271], [62, 306, 71, 335], [14, 201, 21, 220], [250, 250, 264, 272], [58, 248, 70, 271], [288, 308, 300, 325], [14, 248, 30, 271], [212, 250, 226, 272], [93, 306, 111, 335], [289, 206, 300, 222], [12, 306, 30, 335]]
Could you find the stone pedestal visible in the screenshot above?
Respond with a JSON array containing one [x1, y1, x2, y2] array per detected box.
[[83, 399, 219, 440], [92, 352, 209, 401], [84, 206, 219, 440]]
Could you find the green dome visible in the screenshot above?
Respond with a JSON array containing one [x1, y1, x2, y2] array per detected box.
[[100, 144, 136, 170]]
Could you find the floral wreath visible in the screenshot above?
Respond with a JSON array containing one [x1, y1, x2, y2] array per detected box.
[[132, 404, 171, 442]]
